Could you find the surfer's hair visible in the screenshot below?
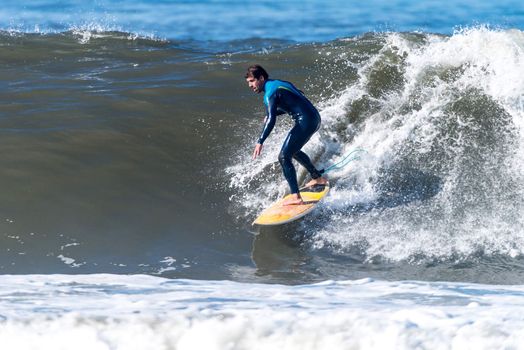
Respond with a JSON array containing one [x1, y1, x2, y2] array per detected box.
[[245, 65, 268, 80]]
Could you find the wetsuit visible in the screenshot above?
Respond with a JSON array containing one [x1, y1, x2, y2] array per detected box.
[[258, 79, 323, 194]]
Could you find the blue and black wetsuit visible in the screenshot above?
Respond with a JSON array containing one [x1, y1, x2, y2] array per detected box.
[[258, 79, 323, 194]]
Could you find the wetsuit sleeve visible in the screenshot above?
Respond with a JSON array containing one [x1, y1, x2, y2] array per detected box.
[[257, 93, 278, 144]]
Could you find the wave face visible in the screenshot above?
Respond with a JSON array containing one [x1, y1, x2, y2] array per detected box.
[[1, 27, 524, 284], [229, 27, 524, 271]]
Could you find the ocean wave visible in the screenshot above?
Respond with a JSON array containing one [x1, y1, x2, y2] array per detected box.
[[229, 27, 524, 263], [1, 274, 524, 349], [2, 23, 524, 280], [0, 25, 165, 45]]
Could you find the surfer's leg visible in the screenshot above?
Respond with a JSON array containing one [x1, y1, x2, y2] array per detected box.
[[278, 130, 301, 195], [279, 123, 324, 195], [295, 150, 328, 187], [293, 151, 323, 179], [289, 117, 326, 185]]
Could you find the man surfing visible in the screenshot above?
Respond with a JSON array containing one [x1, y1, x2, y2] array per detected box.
[[246, 65, 327, 206]]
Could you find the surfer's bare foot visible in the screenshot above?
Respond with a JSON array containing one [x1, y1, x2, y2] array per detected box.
[[306, 176, 328, 187], [282, 194, 304, 206]]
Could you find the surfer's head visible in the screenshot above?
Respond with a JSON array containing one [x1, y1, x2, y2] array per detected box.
[[245, 65, 268, 93]]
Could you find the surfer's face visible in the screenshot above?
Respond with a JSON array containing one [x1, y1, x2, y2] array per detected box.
[[246, 76, 265, 93]]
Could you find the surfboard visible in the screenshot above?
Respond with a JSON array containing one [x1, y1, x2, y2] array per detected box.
[[253, 182, 330, 226]]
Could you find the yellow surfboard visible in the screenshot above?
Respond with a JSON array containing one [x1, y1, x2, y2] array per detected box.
[[253, 182, 330, 226]]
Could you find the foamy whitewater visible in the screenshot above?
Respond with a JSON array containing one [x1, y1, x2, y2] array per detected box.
[[2, 274, 524, 350]]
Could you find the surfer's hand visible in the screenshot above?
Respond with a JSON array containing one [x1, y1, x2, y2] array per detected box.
[[253, 143, 263, 159]]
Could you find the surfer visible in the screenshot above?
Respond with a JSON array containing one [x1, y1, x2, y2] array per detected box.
[[246, 64, 327, 205]]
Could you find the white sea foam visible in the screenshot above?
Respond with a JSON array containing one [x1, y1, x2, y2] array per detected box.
[[319, 28, 524, 261], [1, 274, 524, 349]]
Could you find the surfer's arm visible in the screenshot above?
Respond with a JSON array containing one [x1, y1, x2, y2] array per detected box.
[[253, 115, 272, 159], [257, 94, 278, 144]]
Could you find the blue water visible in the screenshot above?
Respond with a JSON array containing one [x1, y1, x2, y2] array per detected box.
[[2, 0, 524, 41]]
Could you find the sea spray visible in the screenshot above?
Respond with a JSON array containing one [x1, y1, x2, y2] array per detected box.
[[230, 28, 524, 264]]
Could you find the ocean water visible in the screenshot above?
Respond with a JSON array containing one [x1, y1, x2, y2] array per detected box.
[[2, 0, 524, 348], [3, 275, 524, 349]]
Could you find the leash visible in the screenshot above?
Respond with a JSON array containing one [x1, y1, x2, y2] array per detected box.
[[321, 148, 366, 175]]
